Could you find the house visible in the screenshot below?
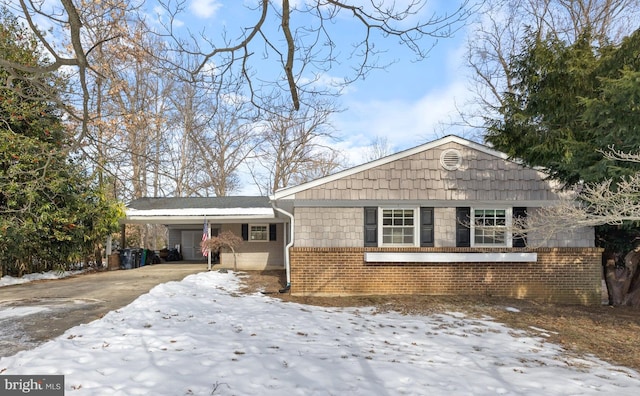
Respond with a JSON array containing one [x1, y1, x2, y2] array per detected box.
[[270, 135, 602, 305], [123, 135, 603, 304]]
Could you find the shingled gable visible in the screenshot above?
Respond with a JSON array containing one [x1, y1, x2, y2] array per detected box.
[[273, 135, 518, 200]]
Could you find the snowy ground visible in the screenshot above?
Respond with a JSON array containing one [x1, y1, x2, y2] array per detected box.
[[0, 271, 639, 395], [0, 270, 85, 287]]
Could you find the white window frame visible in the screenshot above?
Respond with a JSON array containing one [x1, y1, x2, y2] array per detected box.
[[249, 224, 269, 242], [471, 208, 512, 247], [378, 207, 420, 247]]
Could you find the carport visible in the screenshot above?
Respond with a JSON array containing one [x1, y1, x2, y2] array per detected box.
[[121, 196, 287, 271]]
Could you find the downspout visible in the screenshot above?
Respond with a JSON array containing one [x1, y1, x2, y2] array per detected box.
[[272, 202, 294, 292]]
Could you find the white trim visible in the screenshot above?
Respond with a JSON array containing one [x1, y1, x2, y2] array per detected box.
[[271, 135, 515, 200], [123, 208, 276, 225], [364, 252, 537, 263], [470, 207, 513, 248], [378, 206, 420, 247], [126, 208, 274, 217]]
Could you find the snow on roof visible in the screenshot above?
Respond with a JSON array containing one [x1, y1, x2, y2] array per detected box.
[[123, 196, 275, 223], [126, 207, 274, 217]]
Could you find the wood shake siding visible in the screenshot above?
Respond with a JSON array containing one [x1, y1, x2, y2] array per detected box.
[[294, 143, 559, 202], [295, 207, 363, 247], [289, 247, 603, 305]]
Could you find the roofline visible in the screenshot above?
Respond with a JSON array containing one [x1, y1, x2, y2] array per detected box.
[[122, 214, 279, 225], [271, 135, 509, 200]]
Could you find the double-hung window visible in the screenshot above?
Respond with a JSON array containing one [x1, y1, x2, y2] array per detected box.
[[364, 207, 433, 247], [472, 208, 510, 247], [249, 224, 269, 241], [242, 223, 277, 242], [380, 208, 420, 246]]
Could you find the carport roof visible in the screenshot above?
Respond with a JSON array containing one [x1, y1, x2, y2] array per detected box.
[[123, 196, 276, 225], [127, 196, 271, 210]]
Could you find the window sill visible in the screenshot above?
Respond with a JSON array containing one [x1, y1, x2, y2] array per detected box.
[[364, 252, 537, 263]]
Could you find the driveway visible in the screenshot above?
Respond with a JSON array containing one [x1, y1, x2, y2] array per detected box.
[[0, 264, 205, 357]]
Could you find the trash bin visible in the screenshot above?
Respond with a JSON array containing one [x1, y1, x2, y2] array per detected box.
[[108, 253, 120, 270], [140, 249, 147, 267], [132, 249, 142, 268], [120, 249, 133, 269]]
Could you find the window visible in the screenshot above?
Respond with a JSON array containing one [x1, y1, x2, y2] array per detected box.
[[381, 208, 416, 246], [242, 224, 277, 242], [249, 224, 268, 242], [472, 208, 509, 246], [364, 207, 433, 247]]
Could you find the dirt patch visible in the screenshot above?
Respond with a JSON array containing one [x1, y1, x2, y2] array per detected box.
[[238, 270, 640, 373]]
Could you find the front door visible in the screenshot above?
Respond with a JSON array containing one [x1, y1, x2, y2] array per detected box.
[[181, 230, 204, 261]]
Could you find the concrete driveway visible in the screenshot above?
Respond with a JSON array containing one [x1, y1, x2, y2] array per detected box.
[[0, 264, 205, 357]]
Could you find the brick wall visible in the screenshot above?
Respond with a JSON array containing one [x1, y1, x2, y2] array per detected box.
[[289, 247, 603, 305]]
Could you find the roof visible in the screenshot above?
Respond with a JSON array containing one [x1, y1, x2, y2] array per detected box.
[[127, 196, 271, 210], [123, 196, 276, 225], [271, 135, 512, 200]]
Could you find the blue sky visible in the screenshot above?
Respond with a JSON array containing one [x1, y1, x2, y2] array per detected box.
[[158, 0, 479, 167]]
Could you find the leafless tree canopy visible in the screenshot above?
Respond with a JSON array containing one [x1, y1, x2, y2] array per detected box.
[[1, 0, 477, 200], [518, 148, 640, 240], [250, 97, 344, 195], [151, 0, 476, 110]]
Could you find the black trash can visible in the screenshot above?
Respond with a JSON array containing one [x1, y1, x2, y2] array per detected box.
[[119, 249, 133, 270], [131, 249, 142, 268]]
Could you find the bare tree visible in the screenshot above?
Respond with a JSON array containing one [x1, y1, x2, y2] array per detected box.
[[511, 147, 640, 307], [363, 135, 393, 162], [2, 0, 477, 134], [0, 0, 140, 140], [462, 0, 640, 132], [250, 98, 344, 194], [191, 80, 261, 197], [202, 231, 243, 272]]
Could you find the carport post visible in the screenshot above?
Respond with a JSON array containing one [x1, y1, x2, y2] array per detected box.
[[120, 223, 126, 249], [207, 222, 212, 271]]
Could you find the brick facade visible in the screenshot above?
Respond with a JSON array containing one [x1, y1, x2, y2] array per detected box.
[[290, 247, 603, 305]]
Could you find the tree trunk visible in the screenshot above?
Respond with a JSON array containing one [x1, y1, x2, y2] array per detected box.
[[605, 248, 640, 307]]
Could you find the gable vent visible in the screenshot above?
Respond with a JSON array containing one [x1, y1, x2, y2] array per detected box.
[[440, 149, 462, 171]]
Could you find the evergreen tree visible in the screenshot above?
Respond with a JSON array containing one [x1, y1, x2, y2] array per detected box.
[[487, 28, 640, 184], [0, 8, 123, 276]]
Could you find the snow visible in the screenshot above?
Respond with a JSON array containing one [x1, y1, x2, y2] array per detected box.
[[1, 271, 639, 395], [125, 207, 274, 217], [0, 270, 84, 287]]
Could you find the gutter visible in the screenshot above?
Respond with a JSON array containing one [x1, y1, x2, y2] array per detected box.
[[271, 202, 294, 292]]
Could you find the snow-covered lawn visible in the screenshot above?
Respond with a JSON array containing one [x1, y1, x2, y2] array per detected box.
[[1, 271, 638, 395]]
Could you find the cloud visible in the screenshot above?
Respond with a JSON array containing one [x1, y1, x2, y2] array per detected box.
[[189, 0, 222, 19], [334, 79, 472, 165]]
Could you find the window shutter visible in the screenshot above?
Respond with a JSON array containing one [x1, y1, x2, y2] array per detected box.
[[363, 207, 378, 247], [420, 207, 434, 247], [269, 224, 277, 241], [456, 207, 471, 247], [241, 224, 248, 241], [512, 207, 527, 247]]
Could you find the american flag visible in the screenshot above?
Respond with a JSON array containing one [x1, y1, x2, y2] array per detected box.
[[201, 218, 209, 257]]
